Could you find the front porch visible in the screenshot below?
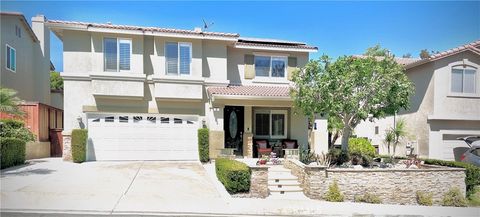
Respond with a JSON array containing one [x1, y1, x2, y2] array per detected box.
[[205, 85, 328, 159]]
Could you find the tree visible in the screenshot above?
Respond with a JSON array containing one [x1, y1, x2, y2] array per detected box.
[[364, 44, 389, 57], [291, 57, 329, 150], [50, 71, 63, 90], [292, 54, 414, 151], [419, 49, 430, 59], [327, 115, 343, 148], [402, 53, 412, 58], [0, 87, 25, 116], [384, 130, 395, 156]]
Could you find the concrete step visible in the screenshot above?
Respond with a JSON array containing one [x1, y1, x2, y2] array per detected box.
[[269, 191, 309, 199], [268, 180, 300, 186], [269, 185, 303, 192], [268, 174, 298, 181]]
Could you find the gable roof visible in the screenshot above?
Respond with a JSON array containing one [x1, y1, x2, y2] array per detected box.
[[405, 40, 480, 69], [0, 11, 39, 42]]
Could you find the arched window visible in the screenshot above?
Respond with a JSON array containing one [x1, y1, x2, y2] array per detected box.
[[451, 65, 476, 94]]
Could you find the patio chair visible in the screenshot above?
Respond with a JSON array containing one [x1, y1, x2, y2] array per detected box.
[[254, 139, 272, 158], [282, 139, 299, 159]]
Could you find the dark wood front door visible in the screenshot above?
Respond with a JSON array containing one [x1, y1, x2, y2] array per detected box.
[[224, 106, 244, 156]]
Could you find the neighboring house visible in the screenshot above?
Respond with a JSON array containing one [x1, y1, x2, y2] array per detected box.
[[355, 40, 480, 161], [0, 12, 64, 158], [46, 17, 328, 161]]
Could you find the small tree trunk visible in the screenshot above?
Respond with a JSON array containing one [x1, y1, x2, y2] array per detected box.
[[341, 127, 351, 151], [331, 131, 339, 149]]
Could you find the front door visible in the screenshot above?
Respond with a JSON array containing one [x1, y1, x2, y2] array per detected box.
[[224, 106, 244, 156]]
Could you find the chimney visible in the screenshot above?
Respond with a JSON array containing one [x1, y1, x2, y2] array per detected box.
[[194, 27, 202, 33], [31, 14, 51, 104], [31, 15, 49, 58]]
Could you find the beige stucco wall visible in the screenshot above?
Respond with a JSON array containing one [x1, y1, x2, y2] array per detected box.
[[431, 52, 480, 119], [59, 27, 321, 159], [0, 15, 51, 105], [25, 141, 50, 160], [356, 51, 480, 159]]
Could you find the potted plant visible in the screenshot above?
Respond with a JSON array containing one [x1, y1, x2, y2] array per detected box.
[[257, 155, 269, 165]]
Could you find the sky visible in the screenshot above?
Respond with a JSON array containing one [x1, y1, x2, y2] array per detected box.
[[2, 1, 479, 72]]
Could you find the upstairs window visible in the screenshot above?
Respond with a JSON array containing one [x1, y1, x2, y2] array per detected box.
[[6, 45, 16, 72], [104, 38, 131, 72], [451, 66, 476, 94], [255, 55, 287, 78], [166, 42, 191, 75]]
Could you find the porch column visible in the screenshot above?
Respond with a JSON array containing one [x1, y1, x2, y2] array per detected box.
[[243, 106, 253, 158]]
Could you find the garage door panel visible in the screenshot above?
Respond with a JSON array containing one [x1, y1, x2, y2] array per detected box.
[[87, 113, 199, 161]]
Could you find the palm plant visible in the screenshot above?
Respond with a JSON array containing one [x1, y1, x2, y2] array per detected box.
[[384, 130, 395, 156], [0, 87, 25, 116], [384, 118, 408, 160]]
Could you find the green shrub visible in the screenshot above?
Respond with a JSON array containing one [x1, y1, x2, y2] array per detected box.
[[1, 137, 26, 169], [423, 159, 480, 196], [299, 145, 316, 164], [442, 187, 468, 207], [198, 128, 209, 163], [468, 185, 480, 207], [416, 191, 433, 206], [71, 129, 87, 163], [324, 180, 344, 202], [0, 119, 35, 142], [215, 158, 251, 194], [348, 138, 376, 157], [354, 192, 382, 204], [328, 148, 350, 165]]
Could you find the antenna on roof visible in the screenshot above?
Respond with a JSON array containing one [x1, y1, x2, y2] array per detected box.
[[202, 19, 214, 31]]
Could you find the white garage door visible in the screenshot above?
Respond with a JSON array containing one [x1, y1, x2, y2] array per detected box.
[[87, 113, 199, 161]]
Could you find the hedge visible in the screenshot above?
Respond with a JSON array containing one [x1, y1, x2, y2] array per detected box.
[[198, 128, 209, 163], [71, 129, 88, 163], [348, 138, 376, 157], [0, 119, 35, 142], [423, 159, 480, 196], [1, 137, 26, 169], [215, 158, 251, 194]]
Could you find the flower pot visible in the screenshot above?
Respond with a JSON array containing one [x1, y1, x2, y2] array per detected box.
[[259, 159, 267, 165]]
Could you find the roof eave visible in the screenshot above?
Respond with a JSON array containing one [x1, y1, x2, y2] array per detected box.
[[234, 43, 318, 53], [46, 22, 238, 41]]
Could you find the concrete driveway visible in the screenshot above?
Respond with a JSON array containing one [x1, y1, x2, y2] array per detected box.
[[0, 158, 221, 213]]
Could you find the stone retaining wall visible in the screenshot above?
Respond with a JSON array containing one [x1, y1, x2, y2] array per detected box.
[[248, 166, 269, 198], [285, 159, 466, 205]]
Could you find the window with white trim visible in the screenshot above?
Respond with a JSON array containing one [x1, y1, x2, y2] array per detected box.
[[104, 38, 131, 72], [6, 45, 16, 72], [255, 55, 287, 78], [451, 66, 476, 94], [165, 42, 191, 75], [254, 110, 287, 139]]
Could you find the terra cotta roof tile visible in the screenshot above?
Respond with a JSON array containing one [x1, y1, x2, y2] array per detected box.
[[207, 85, 291, 97]]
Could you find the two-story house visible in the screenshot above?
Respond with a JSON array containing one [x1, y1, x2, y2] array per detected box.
[[46, 16, 328, 161], [1, 12, 64, 159], [355, 40, 480, 161]]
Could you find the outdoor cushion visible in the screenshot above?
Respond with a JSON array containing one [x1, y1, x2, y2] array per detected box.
[[256, 140, 267, 149], [285, 141, 296, 149]]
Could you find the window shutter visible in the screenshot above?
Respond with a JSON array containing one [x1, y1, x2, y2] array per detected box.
[[287, 57, 297, 80], [244, 54, 255, 79]]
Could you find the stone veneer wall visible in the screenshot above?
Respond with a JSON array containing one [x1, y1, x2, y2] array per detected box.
[[284, 159, 466, 205], [249, 166, 269, 198], [62, 131, 72, 161]]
